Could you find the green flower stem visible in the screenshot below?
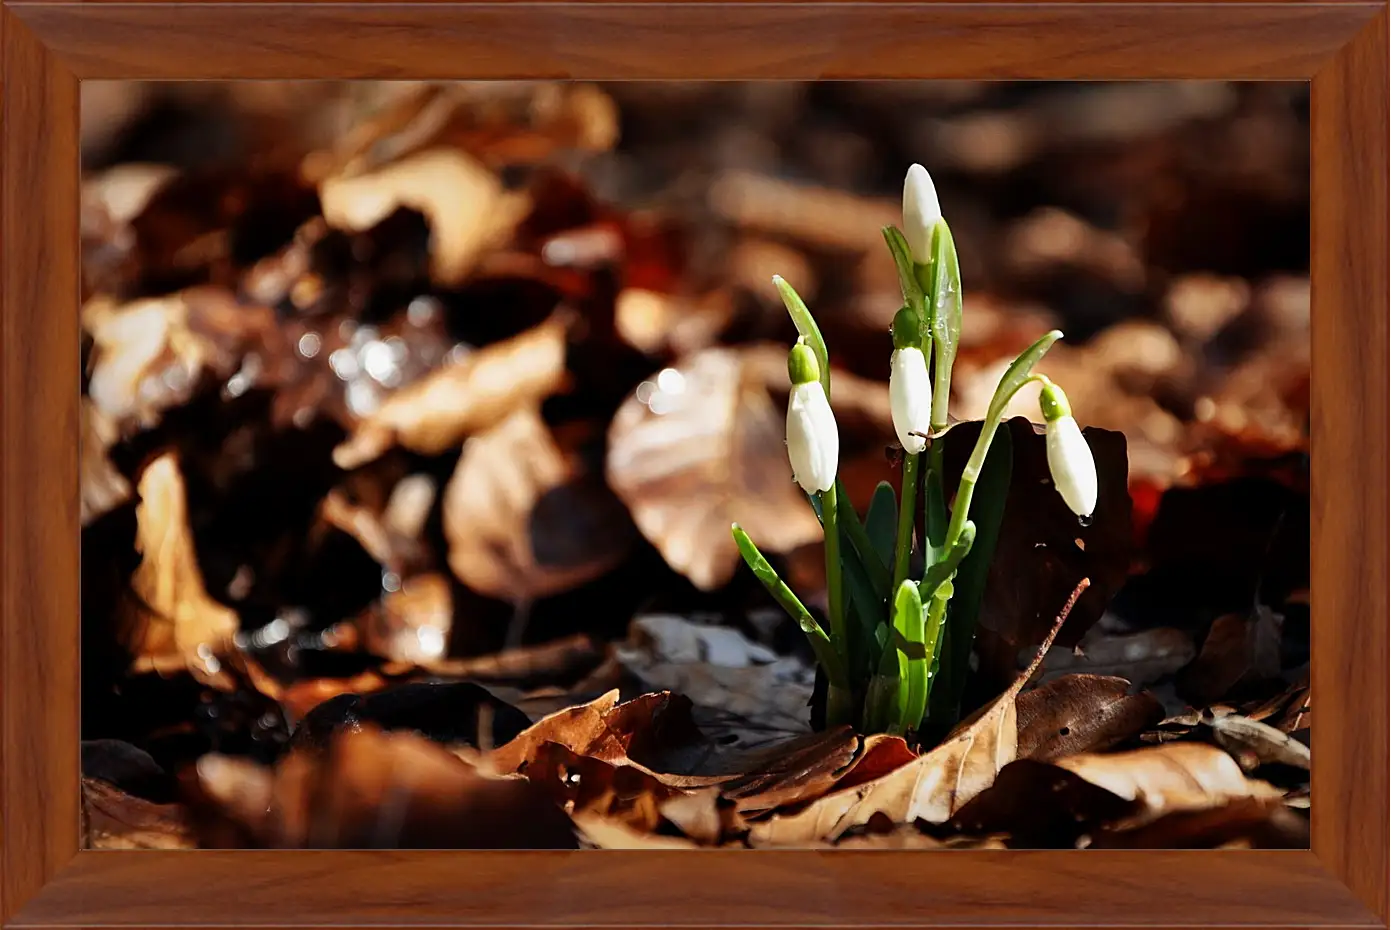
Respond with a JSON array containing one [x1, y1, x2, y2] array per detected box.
[[819, 487, 846, 657], [891, 452, 921, 592], [827, 683, 857, 731], [918, 579, 953, 716], [943, 373, 1050, 550]]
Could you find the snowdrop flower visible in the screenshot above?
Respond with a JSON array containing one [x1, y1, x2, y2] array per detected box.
[[889, 306, 932, 454], [785, 342, 839, 493], [1040, 381, 1097, 519], [902, 164, 942, 265]]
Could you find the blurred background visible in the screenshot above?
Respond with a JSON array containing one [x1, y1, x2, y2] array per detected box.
[[80, 82, 1310, 804]]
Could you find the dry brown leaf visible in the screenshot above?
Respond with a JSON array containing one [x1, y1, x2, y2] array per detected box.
[[710, 727, 861, 813], [525, 741, 679, 832], [197, 726, 576, 848], [81, 399, 132, 525], [121, 453, 239, 680], [1208, 713, 1310, 771], [485, 690, 703, 778], [606, 347, 824, 590], [1055, 742, 1284, 822], [748, 581, 1089, 845], [83, 778, 195, 850], [443, 407, 633, 602], [1016, 674, 1164, 761], [318, 147, 529, 285], [333, 317, 569, 469]]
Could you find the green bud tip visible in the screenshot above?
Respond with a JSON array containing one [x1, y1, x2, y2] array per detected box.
[[1038, 379, 1072, 421], [787, 342, 820, 386], [891, 306, 920, 351]]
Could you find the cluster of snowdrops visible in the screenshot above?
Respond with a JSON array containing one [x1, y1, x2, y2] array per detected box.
[[733, 165, 1098, 739]]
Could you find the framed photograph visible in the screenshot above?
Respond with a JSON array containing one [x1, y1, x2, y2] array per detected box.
[[2, 1, 1385, 927]]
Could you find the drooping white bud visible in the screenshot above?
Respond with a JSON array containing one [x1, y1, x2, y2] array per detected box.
[[1040, 381, 1097, 518], [786, 344, 839, 494], [890, 347, 932, 455], [902, 164, 942, 265]]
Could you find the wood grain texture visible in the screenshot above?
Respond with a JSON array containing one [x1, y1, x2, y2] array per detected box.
[[9, 850, 1383, 928], [0, 6, 80, 925], [0, 1, 1386, 928], [7, 3, 1378, 80], [1309, 8, 1390, 925]]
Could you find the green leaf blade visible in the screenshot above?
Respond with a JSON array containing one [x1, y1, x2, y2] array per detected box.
[[773, 275, 831, 400]]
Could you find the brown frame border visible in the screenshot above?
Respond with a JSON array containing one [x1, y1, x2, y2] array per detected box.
[[3, 3, 1386, 927]]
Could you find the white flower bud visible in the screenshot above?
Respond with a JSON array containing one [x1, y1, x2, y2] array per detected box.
[[786, 380, 839, 494], [1045, 415, 1098, 518], [902, 164, 942, 265], [889, 347, 932, 455]]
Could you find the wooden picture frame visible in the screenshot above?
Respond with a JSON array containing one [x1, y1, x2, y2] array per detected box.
[[3, 2, 1386, 927]]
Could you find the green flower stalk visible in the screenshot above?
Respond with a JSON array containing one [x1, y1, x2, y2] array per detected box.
[[733, 163, 1095, 741]]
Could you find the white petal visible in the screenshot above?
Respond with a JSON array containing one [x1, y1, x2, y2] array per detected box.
[[889, 347, 932, 454], [1046, 416, 1098, 518], [902, 164, 942, 264], [786, 382, 838, 493]]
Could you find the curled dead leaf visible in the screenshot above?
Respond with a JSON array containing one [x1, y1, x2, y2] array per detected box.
[[121, 453, 240, 681], [333, 317, 569, 469], [485, 690, 704, 778], [606, 347, 824, 590], [1207, 712, 1310, 771], [443, 407, 634, 602]]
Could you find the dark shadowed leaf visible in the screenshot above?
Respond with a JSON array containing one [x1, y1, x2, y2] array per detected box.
[[942, 417, 1133, 655], [1177, 605, 1284, 706]]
